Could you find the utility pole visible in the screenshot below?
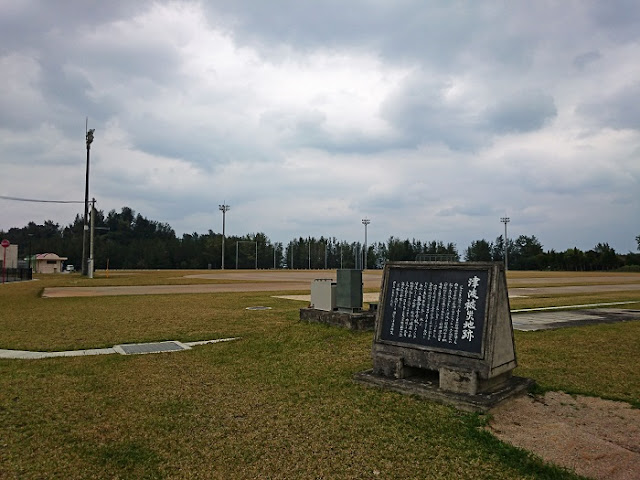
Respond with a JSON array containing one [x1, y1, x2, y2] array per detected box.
[[219, 203, 230, 269], [308, 237, 311, 269], [500, 217, 510, 271], [82, 121, 95, 276], [362, 218, 370, 271], [89, 198, 95, 278], [27, 233, 33, 272]]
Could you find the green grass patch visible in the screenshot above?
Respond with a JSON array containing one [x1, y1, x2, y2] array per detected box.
[[514, 321, 640, 406], [1, 270, 636, 478]]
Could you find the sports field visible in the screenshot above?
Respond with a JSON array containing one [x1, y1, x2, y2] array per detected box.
[[40, 269, 640, 301], [1, 269, 639, 479]]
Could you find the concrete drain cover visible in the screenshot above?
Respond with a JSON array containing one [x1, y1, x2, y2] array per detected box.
[[114, 341, 190, 355], [245, 306, 272, 310]]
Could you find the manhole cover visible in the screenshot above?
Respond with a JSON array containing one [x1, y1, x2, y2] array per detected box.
[[114, 341, 190, 355], [245, 306, 272, 311]]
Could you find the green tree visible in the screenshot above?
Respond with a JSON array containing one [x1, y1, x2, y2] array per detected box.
[[511, 235, 544, 269], [564, 247, 585, 271], [464, 239, 493, 262], [592, 243, 620, 270]]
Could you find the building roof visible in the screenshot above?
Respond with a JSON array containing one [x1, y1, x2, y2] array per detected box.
[[35, 253, 68, 261]]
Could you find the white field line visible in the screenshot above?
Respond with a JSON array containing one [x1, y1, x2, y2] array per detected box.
[[511, 301, 640, 313]]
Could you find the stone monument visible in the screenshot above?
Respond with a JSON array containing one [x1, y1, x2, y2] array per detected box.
[[354, 262, 533, 412]]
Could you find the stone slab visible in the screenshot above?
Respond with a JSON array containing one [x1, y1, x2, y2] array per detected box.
[[113, 341, 190, 355]]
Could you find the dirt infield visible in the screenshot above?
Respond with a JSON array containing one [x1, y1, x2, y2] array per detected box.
[[489, 392, 640, 480], [42, 270, 640, 298], [42, 271, 383, 298]]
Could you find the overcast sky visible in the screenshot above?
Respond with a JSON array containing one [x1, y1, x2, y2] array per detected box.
[[1, 1, 639, 253]]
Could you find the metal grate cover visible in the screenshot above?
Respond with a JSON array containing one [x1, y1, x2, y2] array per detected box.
[[114, 341, 190, 355]]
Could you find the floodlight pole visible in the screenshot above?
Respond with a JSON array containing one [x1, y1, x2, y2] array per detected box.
[[219, 203, 230, 269], [82, 122, 95, 276], [89, 198, 95, 278], [500, 217, 510, 271], [362, 218, 370, 270]]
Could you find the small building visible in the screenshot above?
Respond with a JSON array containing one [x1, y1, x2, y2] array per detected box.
[[33, 253, 68, 274], [1, 244, 19, 269]]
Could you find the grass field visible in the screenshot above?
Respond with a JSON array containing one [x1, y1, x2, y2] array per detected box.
[[1, 271, 639, 479]]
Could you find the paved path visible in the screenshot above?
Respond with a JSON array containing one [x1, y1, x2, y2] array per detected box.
[[0, 338, 238, 360]]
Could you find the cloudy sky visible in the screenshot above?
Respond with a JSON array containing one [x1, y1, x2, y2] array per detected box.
[[1, 1, 639, 253]]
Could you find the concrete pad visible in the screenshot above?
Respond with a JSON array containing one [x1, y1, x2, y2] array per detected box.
[[113, 341, 190, 355], [512, 309, 640, 331]]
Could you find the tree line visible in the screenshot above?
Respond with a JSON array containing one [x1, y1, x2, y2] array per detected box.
[[465, 235, 640, 271], [2, 207, 639, 271]]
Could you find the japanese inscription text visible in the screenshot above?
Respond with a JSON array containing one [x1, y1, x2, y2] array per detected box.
[[379, 268, 488, 354]]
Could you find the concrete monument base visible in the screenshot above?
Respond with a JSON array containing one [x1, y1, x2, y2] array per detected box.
[[299, 307, 376, 331], [353, 369, 534, 413]]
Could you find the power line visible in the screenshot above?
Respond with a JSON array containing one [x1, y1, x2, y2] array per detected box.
[[0, 195, 84, 204]]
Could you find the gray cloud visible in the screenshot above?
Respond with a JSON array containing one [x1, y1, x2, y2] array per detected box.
[[1, 1, 639, 254], [485, 90, 557, 134], [380, 73, 485, 151], [578, 82, 640, 130], [573, 51, 601, 70], [0, 1, 145, 50], [201, 1, 541, 71], [587, 0, 640, 43]]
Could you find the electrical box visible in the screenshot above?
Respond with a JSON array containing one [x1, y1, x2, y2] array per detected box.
[[336, 269, 363, 312], [310, 279, 336, 311]]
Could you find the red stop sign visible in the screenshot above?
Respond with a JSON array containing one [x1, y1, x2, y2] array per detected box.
[[1, 239, 9, 248]]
